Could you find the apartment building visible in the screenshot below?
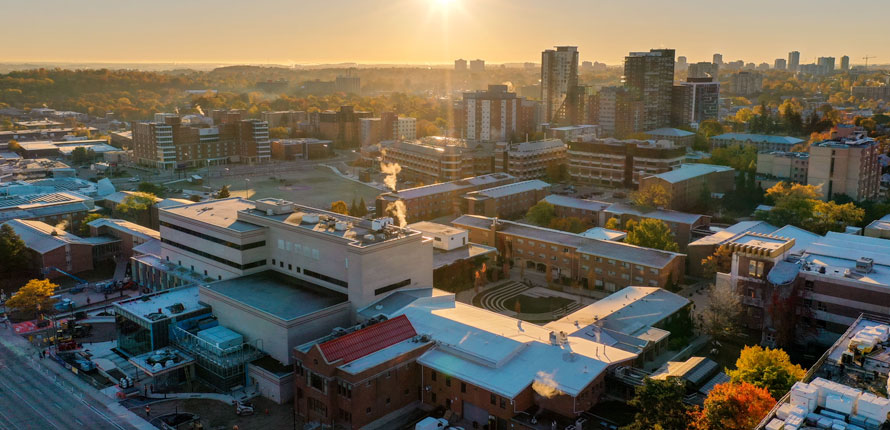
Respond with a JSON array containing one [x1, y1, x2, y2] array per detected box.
[[851, 86, 890, 101], [710, 133, 804, 152], [318, 106, 373, 148], [375, 173, 517, 222], [261, 111, 307, 130], [493, 139, 567, 180], [567, 138, 686, 188], [588, 86, 643, 138], [638, 163, 735, 211], [541, 46, 580, 125], [132, 112, 270, 169], [459, 180, 551, 218], [728, 71, 763, 96], [147, 197, 433, 309], [807, 131, 881, 201], [756, 151, 809, 188], [670, 77, 720, 127], [461, 85, 526, 142], [380, 137, 495, 184], [452, 215, 685, 291], [469, 59, 485, 72], [360, 113, 417, 147], [687, 62, 718, 79], [624, 49, 675, 130]]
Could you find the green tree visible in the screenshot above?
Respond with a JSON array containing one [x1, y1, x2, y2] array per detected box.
[[708, 145, 757, 173], [71, 146, 90, 164], [216, 185, 230, 199], [526, 201, 556, 226], [545, 163, 568, 183], [701, 245, 733, 278], [727, 345, 806, 399], [624, 218, 679, 252], [622, 377, 693, 430], [547, 217, 587, 233], [118, 192, 157, 222], [811, 200, 864, 235], [136, 181, 165, 196], [79, 213, 107, 235], [605, 217, 622, 230], [5, 279, 58, 316], [330, 200, 349, 215], [269, 126, 290, 139], [757, 182, 864, 234], [632, 184, 671, 210], [0, 223, 31, 277], [356, 197, 369, 217]]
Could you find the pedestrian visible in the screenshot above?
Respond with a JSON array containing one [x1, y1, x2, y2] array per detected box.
[[86, 297, 91, 305], [145, 405, 151, 417]]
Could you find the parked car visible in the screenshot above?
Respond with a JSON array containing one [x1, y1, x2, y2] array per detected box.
[[54, 298, 75, 312]]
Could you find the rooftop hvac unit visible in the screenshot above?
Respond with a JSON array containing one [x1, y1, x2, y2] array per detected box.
[[302, 213, 319, 224], [334, 221, 347, 231], [855, 257, 874, 274]]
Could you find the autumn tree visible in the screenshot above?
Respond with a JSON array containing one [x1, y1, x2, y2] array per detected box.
[[632, 184, 671, 210], [79, 213, 108, 235], [269, 126, 290, 139], [727, 345, 805, 399], [605, 217, 622, 230], [136, 181, 165, 196], [216, 185, 230, 199], [5, 279, 58, 317], [700, 284, 743, 341], [758, 182, 864, 234], [526, 200, 556, 226], [0, 223, 31, 277], [548, 217, 587, 233], [701, 245, 733, 277], [117, 192, 158, 222], [623, 377, 693, 430], [691, 382, 775, 430], [624, 218, 680, 252], [330, 200, 349, 215]]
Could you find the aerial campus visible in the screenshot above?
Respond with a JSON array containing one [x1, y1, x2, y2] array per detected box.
[[1, 2, 890, 430]]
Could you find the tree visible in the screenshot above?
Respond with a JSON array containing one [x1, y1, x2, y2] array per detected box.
[[691, 382, 775, 430], [624, 218, 679, 252], [548, 217, 587, 233], [216, 185, 230, 199], [0, 223, 31, 276], [758, 182, 864, 234], [269, 126, 290, 139], [701, 245, 733, 278], [71, 146, 90, 164], [708, 145, 757, 173], [117, 192, 157, 221], [623, 377, 693, 430], [5, 279, 58, 316], [727, 345, 806, 399], [526, 201, 556, 226], [356, 197, 369, 217], [700, 283, 743, 341], [330, 200, 349, 215], [811, 200, 864, 234], [632, 184, 670, 210], [79, 213, 107, 235], [137, 181, 165, 196], [605, 217, 622, 230], [349, 198, 360, 216]]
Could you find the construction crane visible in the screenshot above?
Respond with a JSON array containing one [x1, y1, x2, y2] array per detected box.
[[863, 56, 876, 70]]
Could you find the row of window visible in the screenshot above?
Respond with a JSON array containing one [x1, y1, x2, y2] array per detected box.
[[160, 221, 265, 251], [162, 238, 266, 270]]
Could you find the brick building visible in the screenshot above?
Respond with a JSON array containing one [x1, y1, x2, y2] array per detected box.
[[567, 138, 686, 188], [638, 164, 735, 211], [318, 106, 373, 148], [375, 173, 517, 222], [380, 137, 495, 184], [3, 219, 96, 276], [459, 180, 551, 218], [494, 139, 567, 180]]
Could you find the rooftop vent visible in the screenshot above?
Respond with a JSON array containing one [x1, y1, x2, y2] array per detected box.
[[302, 213, 319, 224], [371, 217, 393, 231], [855, 257, 874, 274], [168, 303, 185, 314]]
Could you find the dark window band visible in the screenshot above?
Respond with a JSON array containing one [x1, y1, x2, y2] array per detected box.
[[162, 238, 266, 270], [160, 221, 265, 250], [374, 279, 411, 296]]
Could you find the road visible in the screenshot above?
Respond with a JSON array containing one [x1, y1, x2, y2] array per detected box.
[[0, 339, 135, 430]]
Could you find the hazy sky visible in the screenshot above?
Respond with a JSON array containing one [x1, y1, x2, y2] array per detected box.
[[3, 0, 886, 66]]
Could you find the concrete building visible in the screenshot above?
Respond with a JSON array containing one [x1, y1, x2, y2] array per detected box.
[[380, 137, 494, 184], [318, 106, 373, 148], [461, 85, 529, 142], [774, 58, 787, 70], [864, 215, 890, 239], [756, 151, 809, 188], [851, 86, 890, 101], [710, 133, 805, 152], [151, 197, 433, 310], [493, 139, 567, 180], [588, 86, 643, 138], [687, 62, 718, 79], [788, 51, 801, 72], [713, 53, 723, 66], [454, 59, 467, 71], [567, 138, 686, 188], [671, 77, 720, 127], [360, 114, 416, 147], [469, 59, 485, 72], [817, 57, 836, 75], [807, 131, 881, 201], [624, 49, 675, 131], [374, 173, 517, 223], [644, 128, 695, 149], [728, 71, 763, 96], [335, 74, 361, 94], [541, 46, 579, 125], [547, 125, 600, 143], [459, 180, 551, 218], [133, 112, 270, 169], [87, 218, 159, 258], [638, 164, 735, 211], [840, 55, 850, 71], [452, 215, 685, 291], [270, 138, 331, 160], [261, 111, 307, 130]]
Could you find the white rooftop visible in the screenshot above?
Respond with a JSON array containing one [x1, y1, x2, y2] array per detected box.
[[115, 286, 207, 323], [463, 179, 550, 199], [579, 227, 626, 241], [646, 163, 733, 184]]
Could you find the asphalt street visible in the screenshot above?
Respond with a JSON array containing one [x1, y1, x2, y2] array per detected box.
[[0, 339, 133, 430]]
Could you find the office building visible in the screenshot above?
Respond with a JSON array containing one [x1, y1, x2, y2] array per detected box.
[[817, 57, 836, 75], [493, 139, 567, 180], [375, 173, 517, 222], [380, 137, 494, 184], [756, 151, 810, 188], [807, 131, 880, 201], [676, 56, 687, 71], [728, 71, 763, 96], [452, 215, 685, 290], [318, 105, 373, 148], [710, 133, 804, 152], [788, 51, 801, 72], [459, 179, 550, 218], [840, 55, 850, 71], [461, 85, 525, 142], [454, 58, 467, 71], [589, 87, 643, 138], [133, 112, 270, 169], [624, 49, 675, 130], [335, 74, 361, 94], [270, 138, 332, 160], [688, 62, 718, 79], [712, 53, 723, 65], [469, 59, 485, 72], [639, 164, 735, 210], [671, 77, 720, 127], [774, 58, 787, 70], [261, 111, 308, 130], [567, 138, 686, 188], [644, 128, 696, 149], [541, 46, 580, 125]]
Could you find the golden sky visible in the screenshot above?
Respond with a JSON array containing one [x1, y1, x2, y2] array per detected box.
[[2, 0, 885, 66]]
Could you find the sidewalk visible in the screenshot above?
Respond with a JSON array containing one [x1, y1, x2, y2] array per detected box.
[[0, 325, 157, 430]]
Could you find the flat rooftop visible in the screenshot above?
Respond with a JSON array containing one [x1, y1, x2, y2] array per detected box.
[[463, 180, 550, 200], [543, 195, 611, 212], [605, 202, 705, 225], [386, 173, 515, 200], [646, 163, 733, 184], [115, 286, 208, 324], [432, 243, 497, 270], [407, 221, 466, 237], [161, 197, 263, 232], [202, 271, 347, 321]]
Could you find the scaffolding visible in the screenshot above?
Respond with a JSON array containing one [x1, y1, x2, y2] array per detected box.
[[170, 325, 264, 391]]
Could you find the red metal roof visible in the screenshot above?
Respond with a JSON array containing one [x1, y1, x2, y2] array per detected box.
[[318, 315, 416, 365]]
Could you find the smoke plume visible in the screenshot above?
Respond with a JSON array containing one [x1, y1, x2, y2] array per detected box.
[[385, 200, 407, 227], [55, 219, 69, 232], [532, 371, 563, 398], [379, 150, 401, 191]]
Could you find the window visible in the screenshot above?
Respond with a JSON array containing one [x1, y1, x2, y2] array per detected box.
[[277, 239, 284, 250], [337, 381, 352, 399], [461, 382, 466, 393], [280, 261, 285, 268], [804, 280, 814, 291], [366, 407, 372, 415], [748, 260, 765, 278], [295, 361, 305, 376], [309, 372, 325, 393], [375, 279, 411, 296], [490, 394, 496, 405], [431, 393, 437, 403], [445, 376, 451, 387], [430, 370, 437, 381], [500, 398, 506, 409], [304, 269, 348, 288], [288, 264, 292, 271], [817, 301, 827, 311], [308, 398, 327, 417]]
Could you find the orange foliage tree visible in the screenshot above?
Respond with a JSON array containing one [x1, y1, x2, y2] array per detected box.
[[691, 382, 775, 430]]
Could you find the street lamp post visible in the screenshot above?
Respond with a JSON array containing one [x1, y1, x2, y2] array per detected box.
[[244, 178, 250, 199]]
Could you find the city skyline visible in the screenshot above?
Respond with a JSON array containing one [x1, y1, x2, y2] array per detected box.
[[1, 0, 887, 66]]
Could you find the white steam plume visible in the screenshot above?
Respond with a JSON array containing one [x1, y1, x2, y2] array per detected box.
[[532, 370, 563, 399], [385, 200, 407, 228]]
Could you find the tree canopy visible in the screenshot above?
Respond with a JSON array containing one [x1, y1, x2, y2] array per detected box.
[[0, 223, 31, 277], [136, 181, 165, 196], [526, 200, 556, 226], [79, 213, 107, 235], [701, 245, 733, 278], [699, 284, 743, 341], [757, 182, 864, 234], [727, 345, 805, 399], [5, 279, 58, 316], [216, 185, 230, 199], [632, 184, 671, 210], [622, 377, 693, 430], [330, 200, 349, 215], [117, 192, 157, 221], [548, 216, 588, 234], [691, 382, 775, 430], [624, 218, 680, 252]]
